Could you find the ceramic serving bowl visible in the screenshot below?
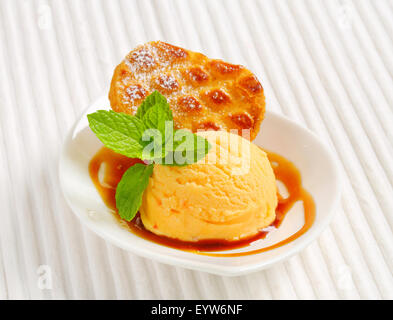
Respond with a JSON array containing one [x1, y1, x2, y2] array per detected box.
[[59, 96, 341, 276]]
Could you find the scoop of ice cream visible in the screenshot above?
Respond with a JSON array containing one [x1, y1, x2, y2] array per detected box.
[[139, 130, 277, 242]]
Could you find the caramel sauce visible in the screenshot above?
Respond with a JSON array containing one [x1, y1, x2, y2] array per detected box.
[[89, 147, 315, 256]]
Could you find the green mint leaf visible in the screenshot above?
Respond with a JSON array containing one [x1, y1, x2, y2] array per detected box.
[[88, 92, 211, 167], [135, 91, 172, 120], [141, 132, 169, 161], [142, 104, 173, 139], [161, 130, 212, 166], [87, 110, 145, 158], [193, 133, 212, 161], [115, 163, 154, 221], [139, 105, 172, 160], [139, 93, 174, 161]]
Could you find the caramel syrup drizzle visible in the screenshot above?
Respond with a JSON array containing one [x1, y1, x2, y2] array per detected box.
[[89, 147, 315, 256]]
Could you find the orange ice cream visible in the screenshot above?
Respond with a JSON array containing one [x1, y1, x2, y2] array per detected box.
[[139, 131, 277, 242]]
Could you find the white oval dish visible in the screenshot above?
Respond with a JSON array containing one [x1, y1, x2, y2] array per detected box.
[[59, 96, 342, 276]]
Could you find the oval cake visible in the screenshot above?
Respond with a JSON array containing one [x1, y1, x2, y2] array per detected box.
[[109, 41, 265, 140]]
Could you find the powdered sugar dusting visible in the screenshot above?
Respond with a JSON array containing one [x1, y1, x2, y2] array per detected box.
[[208, 89, 230, 104], [178, 96, 202, 112], [186, 67, 209, 83], [121, 76, 131, 86], [212, 60, 242, 74], [155, 74, 179, 91], [122, 84, 147, 105], [125, 47, 156, 72]]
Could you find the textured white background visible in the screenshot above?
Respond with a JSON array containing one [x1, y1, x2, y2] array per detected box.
[[0, 0, 392, 299]]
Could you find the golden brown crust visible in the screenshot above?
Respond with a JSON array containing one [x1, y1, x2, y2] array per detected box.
[[109, 41, 265, 140]]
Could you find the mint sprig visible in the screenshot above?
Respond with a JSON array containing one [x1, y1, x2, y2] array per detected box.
[[135, 90, 170, 119], [115, 163, 154, 221], [87, 110, 146, 158], [88, 91, 212, 221]]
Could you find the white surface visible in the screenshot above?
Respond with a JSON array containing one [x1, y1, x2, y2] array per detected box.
[[0, 0, 392, 299], [60, 96, 341, 276]]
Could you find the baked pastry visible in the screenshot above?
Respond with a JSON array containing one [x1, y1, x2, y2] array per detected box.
[[109, 41, 265, 140]]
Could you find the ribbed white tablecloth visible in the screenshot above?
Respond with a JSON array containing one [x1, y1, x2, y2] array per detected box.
[[0, 0, 392, 300]]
